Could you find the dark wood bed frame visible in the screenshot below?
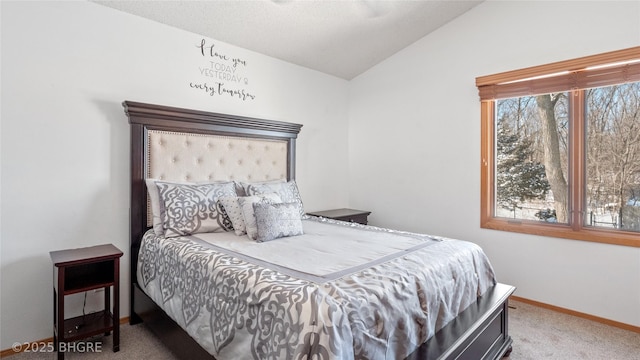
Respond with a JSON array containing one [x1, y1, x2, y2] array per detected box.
[[125, 100, 515, 360]]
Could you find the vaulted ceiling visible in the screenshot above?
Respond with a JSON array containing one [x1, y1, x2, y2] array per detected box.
[[92, 0, 483, 80]]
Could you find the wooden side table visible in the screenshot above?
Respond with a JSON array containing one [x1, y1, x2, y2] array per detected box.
[[307, 208, 371, 225], [50, 244, 123, 360]]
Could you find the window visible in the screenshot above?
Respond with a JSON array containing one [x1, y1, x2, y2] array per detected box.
[[476, 47, 640, 247]]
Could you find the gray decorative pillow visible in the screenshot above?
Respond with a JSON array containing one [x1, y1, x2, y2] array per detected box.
[[146, 178, 173, 236], [253, 202, 304, 242], [238, 193, 282, 240], [235, 179, 284, 197], [157, 181, 237, 237], [244, 180, 305, 217]]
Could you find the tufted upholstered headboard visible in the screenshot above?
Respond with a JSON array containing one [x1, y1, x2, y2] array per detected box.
[[124, 100, 302, 288], [145, 130, 289, 226]]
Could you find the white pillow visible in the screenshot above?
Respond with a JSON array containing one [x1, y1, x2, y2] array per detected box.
[[218, 196, 246, 235], [237, 193, 282, 240]]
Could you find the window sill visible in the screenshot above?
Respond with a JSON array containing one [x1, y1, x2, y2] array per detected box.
[[481, 218, 640, 248]]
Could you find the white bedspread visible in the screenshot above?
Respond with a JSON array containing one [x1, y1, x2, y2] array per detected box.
[[194, 219, 443, 279], [137, 217, 496, 359]]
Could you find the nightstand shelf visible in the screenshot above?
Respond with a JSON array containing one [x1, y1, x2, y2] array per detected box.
[[60, 310, 114, 342], [50, 244, 122, 360], [307, 208, 371, 225]]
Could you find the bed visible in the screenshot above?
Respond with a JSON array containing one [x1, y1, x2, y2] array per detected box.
[[125, 100, 515, 360]]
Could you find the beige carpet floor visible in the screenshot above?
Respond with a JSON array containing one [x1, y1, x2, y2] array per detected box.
[[5, 299, 640, 359], [507, 300, 640, 360]]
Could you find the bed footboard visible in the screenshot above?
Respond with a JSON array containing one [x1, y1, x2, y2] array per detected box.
[[132, 282, 515, 360], [407, 283, 515, 360]]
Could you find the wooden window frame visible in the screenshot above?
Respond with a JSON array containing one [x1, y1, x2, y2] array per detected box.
[[477, 47, 640, 248]]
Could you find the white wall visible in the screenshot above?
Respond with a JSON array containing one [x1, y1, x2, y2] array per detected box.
[[349, 1, 640, 327], [0, 1, 349, 348]]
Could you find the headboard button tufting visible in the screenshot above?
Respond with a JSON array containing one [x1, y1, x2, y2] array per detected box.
[[145, 129, 289, 226]]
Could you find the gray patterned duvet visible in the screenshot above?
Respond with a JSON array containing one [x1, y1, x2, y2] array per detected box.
[[137, 217, 496, 360]]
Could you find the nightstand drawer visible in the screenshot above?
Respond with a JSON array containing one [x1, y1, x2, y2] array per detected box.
[[307, 208, 371, 225], [335, 213, 369, 224]]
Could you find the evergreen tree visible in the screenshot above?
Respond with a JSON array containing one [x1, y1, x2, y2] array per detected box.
[[496, 122, 550, 217]]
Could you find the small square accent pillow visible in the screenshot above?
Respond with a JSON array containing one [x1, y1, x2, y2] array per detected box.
[[237, 193, 282, 240], [253, 202, 304, 242], [218, 195, 246, 236], [244, 180, 305, 217], [157, 181, 237, 237]]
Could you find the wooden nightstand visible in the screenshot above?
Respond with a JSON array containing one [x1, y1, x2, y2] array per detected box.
[[50, 244, 123, 360], [307, 208, 371, 225]]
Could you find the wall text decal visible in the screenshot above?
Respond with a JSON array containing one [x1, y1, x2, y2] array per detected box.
[[191, 39, 255, 101]]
